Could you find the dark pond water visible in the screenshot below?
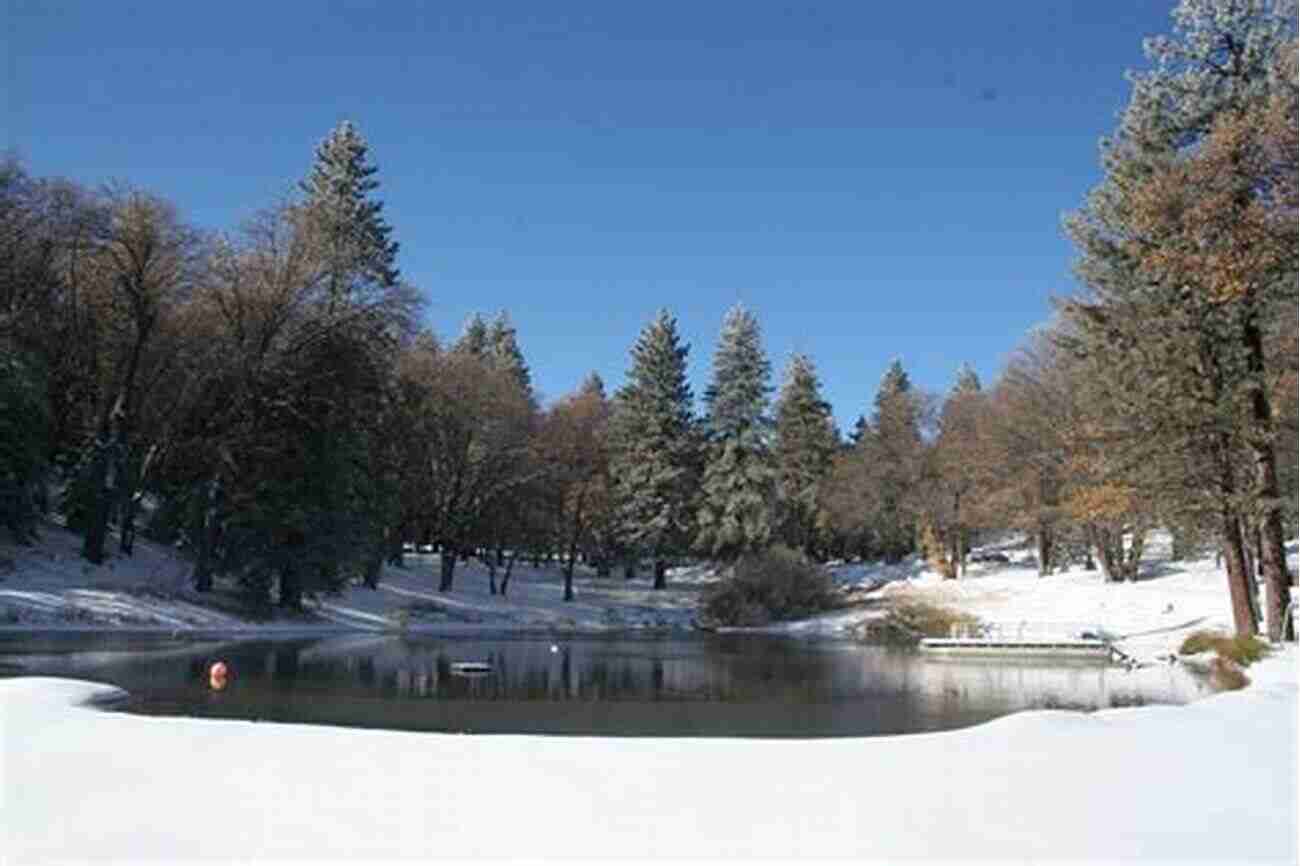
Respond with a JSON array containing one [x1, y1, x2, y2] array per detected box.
[[0, 632, 1212, 738]]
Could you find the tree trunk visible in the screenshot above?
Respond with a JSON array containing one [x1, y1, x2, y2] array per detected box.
[[653, 558, 667, 590], [279, 563, 302, 610], [1240, 518, 1256, 584], [119, 494, 138, 556], [500, 550, 518, 597], [563, 554, 576, 602], [1243, 314, 1294, 641], [1221, 508, 1259, 637], [363, 545, 383, 590], [1088, 525, 1115, 582], [1035, 527, 1052, 577], [192, 475, 220, 593], [80, 435, 113, 565], [439, 553, 456, 592], [387, 527, 405, 568], [1121, 526, 1147, 582], [624, 558, 637, 580], [484, 553, 498, 596]]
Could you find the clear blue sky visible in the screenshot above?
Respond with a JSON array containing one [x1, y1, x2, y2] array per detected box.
[[4, 1, 1174, 431]]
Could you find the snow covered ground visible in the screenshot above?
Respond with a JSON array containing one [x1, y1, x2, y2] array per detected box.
[[3, 524, 1295, 668], [2, 649, 1294, 862], [753, 535, 1300, 662], [0, 522, 719, 635], [3, 527, 1296, 860]]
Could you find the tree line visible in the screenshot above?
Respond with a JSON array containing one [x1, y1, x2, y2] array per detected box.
[[0, 0, 1295, 636]]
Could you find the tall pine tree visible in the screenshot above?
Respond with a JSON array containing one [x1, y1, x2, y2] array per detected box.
[[1061, 0, 1296, 637], [299, 120, 399, 307], [609, 310, 698, 588], [696, 304, 776, 560], [773, 353, 838, 558], [867, 358, 922, 562]]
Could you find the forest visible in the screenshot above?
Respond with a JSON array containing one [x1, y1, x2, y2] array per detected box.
[[1, 1, 1296, 639]]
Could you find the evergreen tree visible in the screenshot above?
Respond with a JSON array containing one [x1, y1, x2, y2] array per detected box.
[[487, 311, 534, 400], [772, 353, 838, 558], [579, 371, 606, 399], [0, 344, 50, 543], [609, 309, 698, 588], [848, 414, 868, 446], [953, 362, 981, 395], [1061, 0, 1296, 637], [928, 362, 989, 578], [454, 313, 490, 356], [299, 120, 399, 305], [866, 358, 922, 562], [696, 305, 776, 560]]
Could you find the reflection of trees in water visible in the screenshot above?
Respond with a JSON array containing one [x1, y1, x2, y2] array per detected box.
[[10, 635, 1211, 736]]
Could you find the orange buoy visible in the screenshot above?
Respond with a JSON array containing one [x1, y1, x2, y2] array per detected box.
[[208, 661, 229, 690]]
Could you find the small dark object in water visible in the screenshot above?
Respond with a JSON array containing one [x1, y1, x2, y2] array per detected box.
[[450, 661, 493, 676], [969, 551, 1010, 564]]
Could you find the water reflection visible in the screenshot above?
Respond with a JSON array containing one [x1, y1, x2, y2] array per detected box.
[[0, 633, 1211, 738]]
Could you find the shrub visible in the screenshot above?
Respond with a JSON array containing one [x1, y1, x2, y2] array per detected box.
[[885, 597, 982, 639], [1208, 657, 1250, 691], [701, 546, 838, 627], [1179, 630, 1270, 666]]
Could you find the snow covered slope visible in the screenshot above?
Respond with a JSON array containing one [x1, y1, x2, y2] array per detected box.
[[2, 651, 1294, 861]]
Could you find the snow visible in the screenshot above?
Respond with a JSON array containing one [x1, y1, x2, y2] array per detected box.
[[2, 648, 1294, 861], [1, 523, 716, 635], [752, 534, 1300, 660], [4, 524, 1293, 667], [3, 528, 1297, 859]]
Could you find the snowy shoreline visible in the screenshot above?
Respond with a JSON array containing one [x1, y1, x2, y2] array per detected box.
[[4, 528, 1296, 860], [3, 648, 1295, 862]]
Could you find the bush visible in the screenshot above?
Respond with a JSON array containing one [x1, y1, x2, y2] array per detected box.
[[885, 597, 982, 639], [1179, 630, 1270, 667], [701, 546, 838, 627]]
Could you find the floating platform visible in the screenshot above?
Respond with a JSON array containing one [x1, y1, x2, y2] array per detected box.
[[449, 662, 494, 675], [919, 638, 1113, 659]]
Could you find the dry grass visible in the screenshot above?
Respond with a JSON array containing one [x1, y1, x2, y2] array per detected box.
[[1208, 657, 1251, 691], [883, 596, 983, 641], [1179, 630, 1270, 666]]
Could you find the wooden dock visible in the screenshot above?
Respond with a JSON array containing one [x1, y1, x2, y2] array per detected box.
[[919, 637, 1113, 659], [919, 621, 1117, 659]]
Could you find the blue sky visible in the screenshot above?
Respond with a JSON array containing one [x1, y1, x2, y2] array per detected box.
[[4, 1, 1174, 431]]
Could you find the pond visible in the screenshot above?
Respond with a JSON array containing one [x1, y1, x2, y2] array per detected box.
[[0, 632, 1212, 738]]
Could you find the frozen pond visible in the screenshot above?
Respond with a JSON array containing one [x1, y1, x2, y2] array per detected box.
[[0, 632, 1213, 737]]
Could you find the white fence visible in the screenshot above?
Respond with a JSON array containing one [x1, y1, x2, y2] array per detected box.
[[951, 621, 1109, 642]]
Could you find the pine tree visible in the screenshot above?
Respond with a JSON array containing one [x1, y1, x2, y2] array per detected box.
[[487, 311, 534, 399], [930, 362, 988, 577], [454, 313, 490, 356], [867, 358, 922, 562], [953, 362, 981, 395], [299, 120, 399, 305], [696, 305, 776, 560], [1061, 0, 1296, 637], [609, 309, 698, 588], [772, 353, 838, 558]]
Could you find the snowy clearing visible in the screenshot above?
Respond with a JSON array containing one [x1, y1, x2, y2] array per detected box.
[[0, 522, 720, 635], [2, 649, 1294, 862]]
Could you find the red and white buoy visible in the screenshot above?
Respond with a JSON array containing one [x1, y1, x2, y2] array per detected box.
[[208, 661, 230, 690]]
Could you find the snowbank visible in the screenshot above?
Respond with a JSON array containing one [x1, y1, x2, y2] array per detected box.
[[2, 653, 1294, 862]]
